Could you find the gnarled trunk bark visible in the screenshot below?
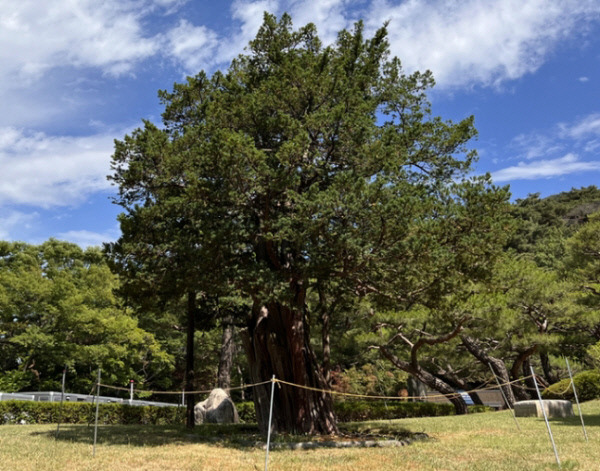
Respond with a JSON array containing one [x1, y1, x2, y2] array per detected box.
[[436, 371, 485, 406], [540, 352, 558, 385], [510, 346, 538, 401], [461, 335, 516, 407], [242, 298, 337, 434], [379, 347, 469, 414]]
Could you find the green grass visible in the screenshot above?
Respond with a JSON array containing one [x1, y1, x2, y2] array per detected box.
[[2, 401, 600, 470]]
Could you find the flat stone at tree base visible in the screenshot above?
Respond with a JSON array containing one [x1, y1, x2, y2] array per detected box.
[[514, 400, 573, 418]]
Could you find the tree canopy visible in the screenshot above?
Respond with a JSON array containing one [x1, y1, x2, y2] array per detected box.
[[0, 239, 171, 393], [108, 13, 510, 433]]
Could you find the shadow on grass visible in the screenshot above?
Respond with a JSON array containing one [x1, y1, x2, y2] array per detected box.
[[550, 412, 600, 428], [32, 421, 416, 450], [338, 422, 415, 440], [31, 423, 263, 449]]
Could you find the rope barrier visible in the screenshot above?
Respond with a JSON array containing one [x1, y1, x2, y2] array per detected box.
[[551, 380, 574, 396], [96, 379, 273, 397], [95, 373, 541, 404], [272, 374, 537, 401]]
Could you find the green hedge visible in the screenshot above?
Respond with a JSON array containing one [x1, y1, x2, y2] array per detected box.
[[0, 400, 259, 426], [0, 400, 185, 425], [543, 370, 600, 402], [333, 400, 489, 422], [1, 398, 488, 425]]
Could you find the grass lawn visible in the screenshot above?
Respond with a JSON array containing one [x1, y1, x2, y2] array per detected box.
[[1, 400, 599, 470]]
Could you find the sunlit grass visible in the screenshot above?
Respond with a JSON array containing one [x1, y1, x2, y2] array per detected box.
[[1, 400, 599, 470]]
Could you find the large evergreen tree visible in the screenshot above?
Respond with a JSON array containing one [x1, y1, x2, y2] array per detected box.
[[109, 14, 509, 433]]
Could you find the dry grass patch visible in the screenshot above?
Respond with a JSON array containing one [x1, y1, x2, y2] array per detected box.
[[2, 401, 600, 470]]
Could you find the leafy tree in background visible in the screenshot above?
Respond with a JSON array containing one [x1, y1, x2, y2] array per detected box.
[[109, 13, 510, 433], [105, 122, 248, 428], [565, 212, 600, 363], [368, 251, 583, 413], [0, 239, 171, 393], [460, 254, 582, 400], [370, 304, 474, 414], [508, 186, 600, 269], [106, 220, 243, 427], [504, 187, 600, 378]]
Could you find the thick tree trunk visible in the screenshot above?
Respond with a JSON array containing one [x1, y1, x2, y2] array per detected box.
[[540, 352, 558, 385], [461, 335, 516, 407], [379, 347, 469, 414], [217, 314, 235, 390], [510, 346, 538, 401], [185, 291, 196, 429], [242, 297, 337, 434]]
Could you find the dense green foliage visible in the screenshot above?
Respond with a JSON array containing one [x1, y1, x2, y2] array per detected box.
[[107, 12, 510, 433], [0, 240, 172, 393], [0, 400, 183, 425], [0, 398, 488, 425], [543, 370, 600, 402], [508, 186, 600, 268]]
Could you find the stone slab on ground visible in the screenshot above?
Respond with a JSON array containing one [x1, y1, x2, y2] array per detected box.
[[514, 400, 573, 418]]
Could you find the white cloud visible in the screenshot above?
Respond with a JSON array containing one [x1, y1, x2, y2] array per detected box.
[[212, 0, 280, 65], [579, 76, 590, 82], [0, 127, 117, 208], [152, 0, 189, 13], [511, 133, 564, 160], [492, 153, 600, 182], [202, 0, 600, 89], [0, 210, 39, 240], [584, 139, 600, 153], [560, 113, 600, 139], [0, 0, 199, 127], [3, 0, 600, 100], [0, 1, 166, 86], [166, 20, 219, 73], [57, 229, 119, 248], [287, 0, 352, 45], [507, 113, 600, 165], [362, 0, 600, 88]]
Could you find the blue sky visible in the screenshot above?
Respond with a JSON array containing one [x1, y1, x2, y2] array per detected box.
[[1, 0, 600, 247]]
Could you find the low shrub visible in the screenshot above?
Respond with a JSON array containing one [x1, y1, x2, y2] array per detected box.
[[0, 400, 184, 425], [543, 370, 600, 402], [236, 401, 256, 423], [0, 398, 489, 426], [334, 400, 489, 422]]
